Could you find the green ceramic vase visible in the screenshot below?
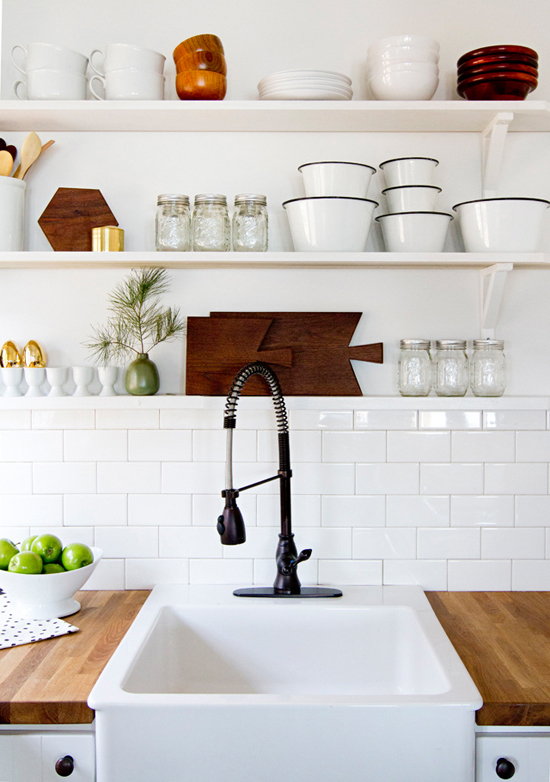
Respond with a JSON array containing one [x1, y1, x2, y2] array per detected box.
[[125, 353, 160, 396]]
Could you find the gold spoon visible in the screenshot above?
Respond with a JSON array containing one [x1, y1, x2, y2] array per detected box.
[[13, 138, 55, 180], [15, 131, 42, 180], [0, 150, 13, 176]]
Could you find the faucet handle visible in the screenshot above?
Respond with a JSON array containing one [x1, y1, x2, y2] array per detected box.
[[292, 549, 312, 567]]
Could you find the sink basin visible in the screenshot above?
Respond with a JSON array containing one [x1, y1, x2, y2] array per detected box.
[[89, 585, 482, 782]]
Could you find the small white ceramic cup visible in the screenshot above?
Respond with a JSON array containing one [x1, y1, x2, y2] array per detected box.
[[24, 367, 46, 397], [72, 366, 94, 396], [46, 367, 68, 397], [382, 185, 442, 212], [89, 43, 166, 76], [379, 157, 439, 187], [11, 42, 88, 75], [14, 68, 88, 100], [0, 178, 26, 251], [90, 69, 165, 100], [98, 366, 118, 396], [1, 367, 23, 397]]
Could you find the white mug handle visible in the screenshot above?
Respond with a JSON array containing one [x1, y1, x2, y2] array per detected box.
[[10, 44, 27, 75], [89, 49, 105, 77], [89, 74, 105, 101], [13, 80, 27, 100]]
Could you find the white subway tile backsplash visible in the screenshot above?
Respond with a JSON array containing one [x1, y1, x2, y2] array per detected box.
[[293, 526, 352, 559], [419, 411, 481, 430], [64, 494, 127, 526], [222, 526, 277, 559], [417, 528, 480, 559], [95, 526, 158, 558], [128, 494, 191, 526], [194, 430, 255, 462], [484, 410, 546, 430], [482, 527, 545, 559], [129, 430, 192, 461], [383, 560, 447, 590], [0, 526, 29, 544], [193, 493, 257, 527], [512, 560, 550, 590], [161, 409, 220, 429], [451, 495, 514, 527], [259, 430, 321, 462], [33, 462, 95, 494], [387, 495, 449, 527], [322, 495, 385, 527], [32, 410, 94, 430], [125, 558, 189, 589], [190, 558, 253, 585], [30, 526, 95, 546], [159, 526, 222, 558], [96, 409, 159, 429], [97, 462, 161, 494], [258, 494, 320, 527], [81, 558, 125, 590], [356, 463, 419, 495], [292, 463, 355, 495], [353, 528, 416, 559], [319, 559, 382, 586], [0, 410, 31, 429], [451, 431, 515, 463], [355, 410, 417, 430], [485, 463, 548, 495], [420, 463, 483, 495], [387, 432, 450, 463], [64, 430, 127, 462], [0, 495, 63, 527], [0, 431, 62, 462], [515, 495, 550, 526], [448, 560, 511, 591], [516, 431, 550, 462], [323, 431, 386, 463], [290, 410, 353, 430], [163, 462, 225, 494]]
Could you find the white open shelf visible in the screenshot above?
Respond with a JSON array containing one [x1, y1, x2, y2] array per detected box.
[[0, 100, 549, 132], [0, 251, 548, 270]]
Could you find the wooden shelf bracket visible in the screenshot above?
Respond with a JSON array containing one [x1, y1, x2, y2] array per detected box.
[[481, 112, 514, 197], [480, 262, 513, 338]]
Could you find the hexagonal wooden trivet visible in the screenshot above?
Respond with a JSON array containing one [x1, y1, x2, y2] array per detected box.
[[38, 187, 118, 251]]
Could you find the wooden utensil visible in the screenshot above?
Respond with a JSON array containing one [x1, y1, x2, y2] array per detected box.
[[0, 150, 14, 177], [13, 139, 55, 180], [15, 131, 42, 180]]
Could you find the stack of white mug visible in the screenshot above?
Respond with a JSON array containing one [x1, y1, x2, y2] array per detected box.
[[89, 44, 166, 100], [12, 42, 89, 100]]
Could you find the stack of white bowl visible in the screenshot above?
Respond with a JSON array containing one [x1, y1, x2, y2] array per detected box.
[[367, 35, 440, 100], [257, 70, 352, 101], [283, 161, 378, 251], [376, 156, 453, 252]]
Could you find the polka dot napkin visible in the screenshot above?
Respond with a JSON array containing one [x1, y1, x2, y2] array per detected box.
[[0, 591, 79, 649]]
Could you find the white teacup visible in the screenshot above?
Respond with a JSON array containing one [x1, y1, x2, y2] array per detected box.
[[14, 68, 88, 100], [90, 69, 165, 100], [90, 43, 165, 76], [11, 42, 88, 75]]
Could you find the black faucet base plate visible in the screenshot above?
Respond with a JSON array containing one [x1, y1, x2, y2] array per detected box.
[[233, 587, 343, 598]]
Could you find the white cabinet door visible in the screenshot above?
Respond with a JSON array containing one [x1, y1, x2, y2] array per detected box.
[[0, 733, 42, 782], [476, 734, 550, 782], [42, 733, 95, 782]]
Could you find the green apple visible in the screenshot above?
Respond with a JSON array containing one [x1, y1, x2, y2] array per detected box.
[[19, 535, 38, 552], [61, 543, 94, 570], [43, 563, 66, 574], [0, 539, 19, 570], [31, 534, 63, 564], [8, 551, 43, 574]]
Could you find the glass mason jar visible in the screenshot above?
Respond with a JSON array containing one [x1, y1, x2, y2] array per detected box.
[[155, 194, 190, 252], [433, 339, 469, 397], [232, 194, 268, 252], [397, 339, 432, 396], [470, 339, 506, 397], [192, 193, 230, 252]]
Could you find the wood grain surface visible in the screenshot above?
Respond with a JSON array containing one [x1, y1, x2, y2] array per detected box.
[[427, 591, 550, 726], [0, 590, 148, 724], [38, 187, 118, 251]]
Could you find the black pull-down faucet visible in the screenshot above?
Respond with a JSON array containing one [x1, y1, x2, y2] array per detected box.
[[217, 361, 342, 598]]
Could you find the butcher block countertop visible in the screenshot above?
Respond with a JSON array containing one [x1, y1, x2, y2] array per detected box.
[[427, 591, 550, 726], [0, 590, 148, 725], [0, 589, 550, 726]]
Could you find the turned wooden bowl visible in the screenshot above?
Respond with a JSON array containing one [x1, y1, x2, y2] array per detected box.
[[173, 34, 224, 63], [176, 70, 227, 100], [175, 50, 227, 75], [458, 62, 538, 82], [458, 73, 537, 100], [457, 52, 538, 75], [457, 44, 538, 67]]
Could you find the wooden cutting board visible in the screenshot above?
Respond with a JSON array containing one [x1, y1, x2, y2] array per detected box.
[[38, 187, 118, 251], [186, 312, 383, 396]]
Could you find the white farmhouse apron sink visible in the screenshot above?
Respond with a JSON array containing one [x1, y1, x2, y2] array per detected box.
[[89, 585, 481, 782]]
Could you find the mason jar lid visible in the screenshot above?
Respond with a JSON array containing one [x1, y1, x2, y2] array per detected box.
[[234, 193, 267, 205], [435, 339, 467, 349], [473, 339, 504, 349], [400, 339, 431, 349], [194, 193, 227, 205], [157, 194, 190, 205]]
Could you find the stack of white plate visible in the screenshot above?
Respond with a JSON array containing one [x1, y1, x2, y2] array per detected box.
[[257, 70, 352, 100]]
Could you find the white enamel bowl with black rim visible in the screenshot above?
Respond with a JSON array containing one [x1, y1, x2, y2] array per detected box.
[[283, 196, 378, 251], [376, 211, 453, 252], [452, 197, 550, 252], [380, 156, 439, 187], [382, 184, 442, 212], [298, 161, 376, 198]]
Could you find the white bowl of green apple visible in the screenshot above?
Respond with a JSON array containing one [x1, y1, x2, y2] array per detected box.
[[0, 534, 102, 620]]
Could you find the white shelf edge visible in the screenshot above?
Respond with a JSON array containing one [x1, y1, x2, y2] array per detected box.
[[0, 100, 549, 132], [0, 251, 548, 270]]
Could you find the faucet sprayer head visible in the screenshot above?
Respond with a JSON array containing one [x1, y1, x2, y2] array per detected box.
[[217, 489, 246, 546]]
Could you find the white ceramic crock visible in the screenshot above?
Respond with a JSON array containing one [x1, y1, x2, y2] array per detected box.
[[0, 177, 26, 251], [452, 197, 550, 252], [283, 196, 378, 251]]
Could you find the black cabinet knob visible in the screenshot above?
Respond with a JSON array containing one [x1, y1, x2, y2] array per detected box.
[[496, 757, 516, 779], [55, 755, 74, 776]]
